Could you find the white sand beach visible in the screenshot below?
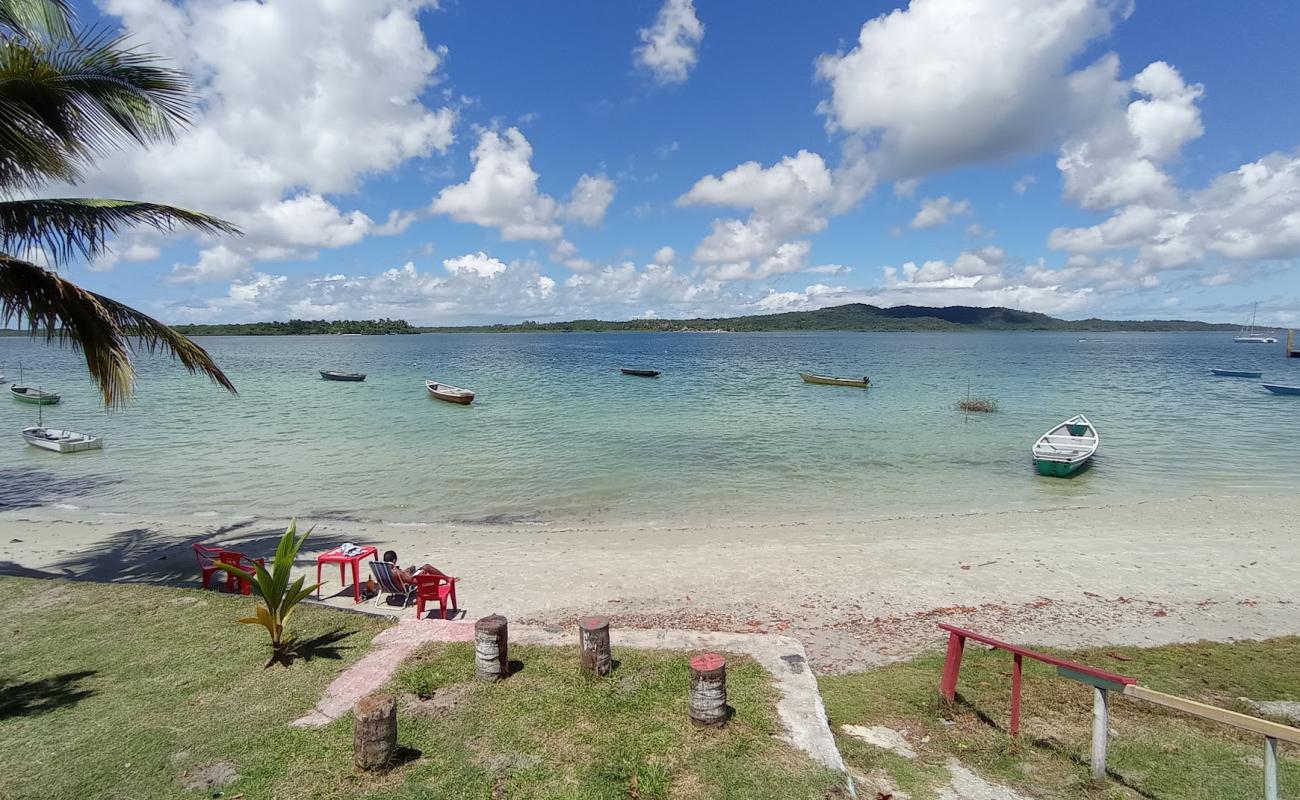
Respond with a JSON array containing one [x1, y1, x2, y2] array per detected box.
[[1, 493, 1295, 672]]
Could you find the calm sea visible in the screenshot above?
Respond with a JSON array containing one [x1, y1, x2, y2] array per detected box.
[[1, 331, 1297, 527]]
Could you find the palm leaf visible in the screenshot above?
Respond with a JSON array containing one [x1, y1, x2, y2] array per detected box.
[[0, 255, 236, 406], [0, 198, 239, 267], [0, 0, 73, 41]]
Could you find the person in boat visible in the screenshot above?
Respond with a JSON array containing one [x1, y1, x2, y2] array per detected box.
[[863, 376, 870, 384], [382, 550, 440, 589]]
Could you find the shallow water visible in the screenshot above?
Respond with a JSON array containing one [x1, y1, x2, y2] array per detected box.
[[1, 331, 1297, 526]]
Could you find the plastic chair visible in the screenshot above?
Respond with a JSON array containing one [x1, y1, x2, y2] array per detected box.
[[368, 560, 416, 608], [415, 571, 460, 619], [218, 550, 265, 595], [193, 544, 223, 590]]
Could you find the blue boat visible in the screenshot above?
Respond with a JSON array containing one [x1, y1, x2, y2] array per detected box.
[[1210, 368, 1263, 378], [1262, 383, 1300, 396]]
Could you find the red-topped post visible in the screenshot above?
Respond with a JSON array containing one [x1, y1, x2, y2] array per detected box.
[[689, 652, 728, 727]]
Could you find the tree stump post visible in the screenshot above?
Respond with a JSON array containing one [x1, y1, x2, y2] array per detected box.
[[579, 616, 612, 676], [475, 613, 509, 681], [689, 652, 728, 727], [353, 693, 397, 770]]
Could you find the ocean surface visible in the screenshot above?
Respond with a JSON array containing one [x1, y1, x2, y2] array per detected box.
[[1, 331, 1297, 527]]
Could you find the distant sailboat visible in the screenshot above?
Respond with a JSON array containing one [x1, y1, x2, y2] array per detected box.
[[1235, 303, 1277, 344]]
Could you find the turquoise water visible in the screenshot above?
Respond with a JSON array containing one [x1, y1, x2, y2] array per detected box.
[[1, 332, 1297, 526]]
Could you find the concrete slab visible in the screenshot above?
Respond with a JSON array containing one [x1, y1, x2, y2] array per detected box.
[[292, 618, 845, 772]]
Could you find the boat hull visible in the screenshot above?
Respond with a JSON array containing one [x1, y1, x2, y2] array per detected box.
[[1234, 337, 1277, 344], [1033, 457, 1089, 477], [1262, 383, 1300, 396], [620, 368, 660, 377], [799, 372, 869, 387], [320, 371, 366, 381], [1210, 369, 1263, 378], [426, 380, 475, 405], [22, 427, 102, 453], [1031, 414, 1098, 478], [10, 386, 60, 405]]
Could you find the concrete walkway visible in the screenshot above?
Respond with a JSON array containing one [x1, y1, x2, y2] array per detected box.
[[292, 618, 845, 772]]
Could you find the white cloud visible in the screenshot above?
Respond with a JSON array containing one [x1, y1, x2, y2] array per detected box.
[[77, 0, 456, 273], [443, 252, 508, 278], [1013, 174, 1038, 194], [652, 246, 676, 266], [1057, 57, 1203, 210], [803, 264, 851, 276], [90, 240, 161, 272], [815, 0, 1128, 179], [634, 0, 704, 85], [168, 244, 251, 285], [909, 196, 972, 229], [560, 174, 617, 227]]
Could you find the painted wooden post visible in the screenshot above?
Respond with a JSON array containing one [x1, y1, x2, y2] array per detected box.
[[1264, 736, 1278, 800], [579, 615, 612, 676], [1010, 653, 1023, 738], [353, 693, 397, 770], [1090, 687, 1109, 781], [475, 614, 509, 681], [689, 652, 728, 727], [938, 631, 966, 704]]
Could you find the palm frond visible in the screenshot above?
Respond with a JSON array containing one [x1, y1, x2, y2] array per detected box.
[[0, 255, 237, 406], [0, 27, 194, 191], [0, 0, 73, 41], [0, 198, 240, 267]]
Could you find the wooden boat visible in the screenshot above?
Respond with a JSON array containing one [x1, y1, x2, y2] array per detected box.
[[21, 426, 103, 453], [10, 385, 60, 405], [799, 372, 870, 387], [426, 379, 475, 405], [320, 370, 366, 381], [620, 368, 661, 378], [1262, 383, 1300, 396], [1210, 368, 1263, 378], [1031, 414, 1098, 477]]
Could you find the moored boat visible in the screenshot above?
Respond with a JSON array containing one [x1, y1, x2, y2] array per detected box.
[[620, 368, 661, 377], [320, 370, 366, 381], [21, 426, 103, 453], [1210, 368, 1263, 378], [799, 372, 870, 387], [10, 385, 60, 405], [1262, 383, 1300, 396], [1234, 302, 1277, 343], [426, 379, 475, 405], [1031, 414, 1098, 477]]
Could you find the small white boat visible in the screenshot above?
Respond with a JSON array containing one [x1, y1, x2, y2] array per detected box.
[[426, 379, 475, 405], [22, 426, 103, 453], [1234, 302, 1277, 343], [1031, 414, 1098, 477]]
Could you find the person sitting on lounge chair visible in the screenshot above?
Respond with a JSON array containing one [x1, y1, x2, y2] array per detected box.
[[382, 550, 439, 589]]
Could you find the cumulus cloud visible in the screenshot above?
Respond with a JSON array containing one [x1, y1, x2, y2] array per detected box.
[[909, 196, 972, 230], [1013, 174, 1038, 194], [81, 0, 457, 279], [560, 174, 617, 226], [634, 0, 705, 85], [815, 0, 1128, 179]]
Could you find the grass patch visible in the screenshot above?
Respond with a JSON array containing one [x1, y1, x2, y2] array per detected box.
[[0, 577, 840, 799], [956, 397, 999, 413], [820, 638, 1300, 799]]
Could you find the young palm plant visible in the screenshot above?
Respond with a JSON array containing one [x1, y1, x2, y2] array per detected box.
[[1, 0, 240, 406], [213, 520, 322, 666]]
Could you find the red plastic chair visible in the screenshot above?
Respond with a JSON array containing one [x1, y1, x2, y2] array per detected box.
[[218, 551, 265, 595], [415, 571, 460, 619], [193, 544, 223, 590]]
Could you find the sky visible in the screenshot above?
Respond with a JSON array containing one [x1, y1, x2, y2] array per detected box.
[[47, 0, 1300, 326]]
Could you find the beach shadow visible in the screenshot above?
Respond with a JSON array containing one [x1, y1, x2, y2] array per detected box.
[[0, 469, 123, 512], [0, 670, 97, 719], [38, 525, 356, 588], [268, 628, 357, 667]]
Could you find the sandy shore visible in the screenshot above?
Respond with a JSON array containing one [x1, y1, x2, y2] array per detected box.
[[1, 493, 1295, 672]]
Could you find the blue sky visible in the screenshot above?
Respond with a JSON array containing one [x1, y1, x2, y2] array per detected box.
[[57, 0, 1300, 325]]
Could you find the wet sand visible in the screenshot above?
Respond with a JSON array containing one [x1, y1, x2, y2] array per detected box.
[[1, 493, 1295, 672]]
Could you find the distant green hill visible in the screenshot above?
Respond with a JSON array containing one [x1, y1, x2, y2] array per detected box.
[[417, 303, 1241, 333], [171, 318, 417, 336]]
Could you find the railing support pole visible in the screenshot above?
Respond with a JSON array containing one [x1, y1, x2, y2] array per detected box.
[[1010, 653, 1023, 738], [1264, 736, 1278, 800], [939, 632, 966, 704], [1091, 687, 1109, 782]]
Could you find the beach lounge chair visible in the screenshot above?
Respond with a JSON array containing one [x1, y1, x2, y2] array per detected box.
[[369, 560, 417, 608], [415, 570, 460, 620], [193, 544, 223, 590]]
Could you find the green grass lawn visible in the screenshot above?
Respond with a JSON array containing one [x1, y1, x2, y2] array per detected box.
[[0, 577, 840, 799], [819, 638, 1300, 799]]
